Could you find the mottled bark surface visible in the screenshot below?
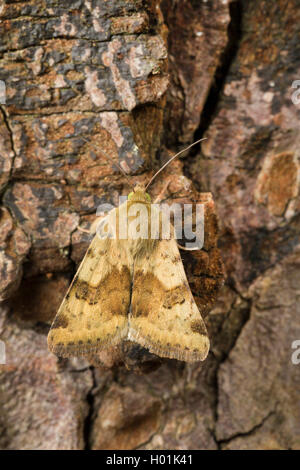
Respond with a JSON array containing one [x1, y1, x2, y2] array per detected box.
[[0, 0, 299, 450]]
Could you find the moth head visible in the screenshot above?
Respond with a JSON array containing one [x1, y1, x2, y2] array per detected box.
[[128, 184, 151, 203]]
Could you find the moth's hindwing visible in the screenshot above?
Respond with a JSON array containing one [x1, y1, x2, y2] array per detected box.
[[47, 236, 133, 357], [129, 238, 210, 362]]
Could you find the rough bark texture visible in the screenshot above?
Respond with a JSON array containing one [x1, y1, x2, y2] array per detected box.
[[0, 0, 299, 450]]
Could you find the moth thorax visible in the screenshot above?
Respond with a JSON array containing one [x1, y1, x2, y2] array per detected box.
[[130, 237, 157, 259]]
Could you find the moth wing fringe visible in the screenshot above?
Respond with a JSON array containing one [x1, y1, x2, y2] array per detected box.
[[48, 326, 128, 358], [128, 327, 209, 363]]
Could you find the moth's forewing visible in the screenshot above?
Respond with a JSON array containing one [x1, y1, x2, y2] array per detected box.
[[129, 237, 210, 362], [47, 206, 133, 357]]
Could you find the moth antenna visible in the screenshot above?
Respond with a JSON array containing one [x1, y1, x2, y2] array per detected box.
[[81, 137, 133, 189], [145, 138, 207, 191]]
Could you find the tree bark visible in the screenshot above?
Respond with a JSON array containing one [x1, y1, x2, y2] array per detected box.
[[0, 0, 299, 450]]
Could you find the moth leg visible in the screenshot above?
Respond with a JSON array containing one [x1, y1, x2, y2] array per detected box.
[[90, 215, 107, 235], [77, 215, 107, 236], [77, 225, 91, 234], [177, 242, 200, 251]]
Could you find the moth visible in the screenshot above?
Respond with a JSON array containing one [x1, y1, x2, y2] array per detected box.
[[48, 139, 210, 363]]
